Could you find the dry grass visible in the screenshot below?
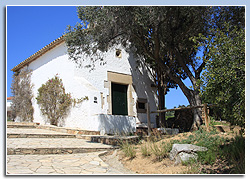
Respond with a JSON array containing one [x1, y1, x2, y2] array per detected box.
[[117, 125, 244, 174]]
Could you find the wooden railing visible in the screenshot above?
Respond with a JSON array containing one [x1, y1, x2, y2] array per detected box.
[[146, 103, 215, 136]]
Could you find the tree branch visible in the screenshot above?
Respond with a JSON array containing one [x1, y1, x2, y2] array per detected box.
[[175, 47, 196, 85], [195, 61, 205, 78]]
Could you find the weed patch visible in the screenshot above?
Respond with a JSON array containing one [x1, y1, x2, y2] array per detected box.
[[150, 142, 169, 161], [120, 140, 136, 159], [141, 143, 151, 157], [182, 158, 202, 174]]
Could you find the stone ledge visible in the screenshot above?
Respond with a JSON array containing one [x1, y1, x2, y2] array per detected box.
[[7, 133, 76, 138], [78, 135, 140, 146], [7, 122, 40, 126], [7, 124, 37, 129], [37, 125, 100, 135], [7, 147, 118, 155]]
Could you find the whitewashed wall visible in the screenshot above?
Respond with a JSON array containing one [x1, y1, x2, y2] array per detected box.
[[26, 42, 158, 134]]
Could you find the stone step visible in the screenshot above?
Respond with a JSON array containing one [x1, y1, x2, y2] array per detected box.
[[7, 122, 40, 129], [7, 128, 77, 139], [7, 147, 117, 155], [7, 122, 100, 135], [7, 138, 118, 155], [7, 124, 37, 129], [36, 125, 100, 135], [78, 135, 140, 146], [7, 133, 76, 138]]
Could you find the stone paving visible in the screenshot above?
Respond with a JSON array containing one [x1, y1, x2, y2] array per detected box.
[[6, 124, 129, 175], [7, 152, 123, 174], [7, 138, 116, 149]]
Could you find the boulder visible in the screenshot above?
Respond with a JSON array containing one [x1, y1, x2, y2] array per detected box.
[[157, 128, 179, 135], [169, 144, 208, 165]]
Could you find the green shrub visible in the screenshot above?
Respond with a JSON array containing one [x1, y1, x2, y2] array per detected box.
[[197, 149, 217, 165], [222, 135, 245, 174], [36, 75, 88, 126], [172, 129, 226, 166]]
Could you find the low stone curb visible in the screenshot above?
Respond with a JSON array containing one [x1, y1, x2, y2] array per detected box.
[[7, 147, 118, 155], [78, 135, 140, 146], [7, 124, 37, 129], [7, 133, 76, 138], [36, 125, 101, 135]]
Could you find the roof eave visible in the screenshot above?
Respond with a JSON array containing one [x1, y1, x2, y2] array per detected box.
[[11, 35, 66, 72]]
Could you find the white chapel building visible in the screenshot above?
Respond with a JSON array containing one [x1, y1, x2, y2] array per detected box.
[[11, 35, 158, 135]]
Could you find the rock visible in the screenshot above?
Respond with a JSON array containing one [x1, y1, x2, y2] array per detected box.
[[175, 152, 198, 165], [157, 128, 179, 135], [169, 144, 208, 165]]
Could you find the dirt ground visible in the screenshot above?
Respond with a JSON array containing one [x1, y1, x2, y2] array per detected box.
[[101, 124, 243, 174]]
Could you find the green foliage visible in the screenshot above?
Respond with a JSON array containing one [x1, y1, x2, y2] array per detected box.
[[177, 129, 245, 171], [66, 7, 208, 72], [197, 149, 217, 165], [36, 75, 88, 126], [200, 24, 245, 128], [168, 129, 225, 165], [222, 135, 245, 174], [11, 68, 34, 122], [165, 111, 174, 120]]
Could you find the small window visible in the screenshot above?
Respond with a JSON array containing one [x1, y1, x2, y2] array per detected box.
[[137, 98, 147, 113], [138, 102, 145, 109], [94, 97, 98, 103], [115, 49, 122, 58]]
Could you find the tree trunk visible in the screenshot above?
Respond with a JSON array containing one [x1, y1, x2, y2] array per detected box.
[[158, 86, 166, 127], [148, 43, 204, 130], [186, 90, 203, 131], [170, 76, 203, 131]]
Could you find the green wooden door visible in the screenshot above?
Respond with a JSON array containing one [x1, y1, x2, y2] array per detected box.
[[112, 83, 128, 115]]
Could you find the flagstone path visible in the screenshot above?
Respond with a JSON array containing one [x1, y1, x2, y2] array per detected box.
[[6, 123, 132, 175], [7, 152, 123, 174]]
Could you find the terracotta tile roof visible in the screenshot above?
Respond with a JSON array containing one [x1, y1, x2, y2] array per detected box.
[[7, 97, 13, 100], [11, 35, 65, 72]]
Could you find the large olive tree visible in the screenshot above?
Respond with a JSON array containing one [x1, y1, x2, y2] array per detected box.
[[65, 6, 244, 130]]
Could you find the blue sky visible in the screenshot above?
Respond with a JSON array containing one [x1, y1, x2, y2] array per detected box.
[[7, 6, 81, 95], [7, 6, 80, 94], [6, 6, 201, 109]]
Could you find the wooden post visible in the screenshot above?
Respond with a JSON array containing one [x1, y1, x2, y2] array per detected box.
[[147, 102, 151, 136], [204, 103, 209, 131]]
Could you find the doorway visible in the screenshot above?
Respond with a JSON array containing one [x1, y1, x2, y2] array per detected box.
[[111, 83, 128, 115]]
